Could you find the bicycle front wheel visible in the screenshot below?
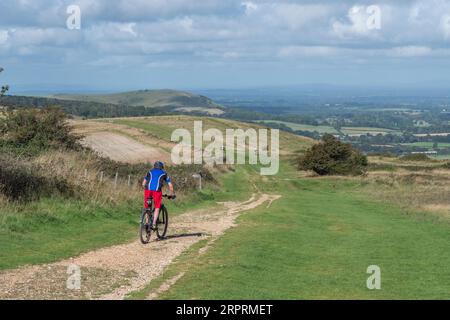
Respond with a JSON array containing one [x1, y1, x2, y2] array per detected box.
[[156, 205, 169, 239]]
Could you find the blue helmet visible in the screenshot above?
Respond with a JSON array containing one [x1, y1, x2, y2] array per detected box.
[[154, 161, 164, 169]]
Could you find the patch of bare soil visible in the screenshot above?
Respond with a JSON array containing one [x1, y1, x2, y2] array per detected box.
[[0, 193, 280, 300], [71, 119, 173, 163], [81, 132, 170, 164]]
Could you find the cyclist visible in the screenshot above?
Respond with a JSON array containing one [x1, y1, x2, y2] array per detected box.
[[142, 161, 175, 230]]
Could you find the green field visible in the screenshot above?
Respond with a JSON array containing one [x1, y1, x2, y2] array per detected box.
[[257, 120, 338, 134], [340, 127, 399, 136], [430, 154, 450, 160], [400, 142, 450, 159], [402, 142, 450, 149], [134, 165, 450, 299]]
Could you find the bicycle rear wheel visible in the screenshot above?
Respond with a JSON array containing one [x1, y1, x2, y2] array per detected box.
[[156, 205, 169, 239], [140, 209, 152, 244]]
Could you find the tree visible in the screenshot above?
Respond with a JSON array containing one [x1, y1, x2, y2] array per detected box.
[[433, 142, 438, 150], [0, 67, 9, 96], [298, 134, 368, 176]]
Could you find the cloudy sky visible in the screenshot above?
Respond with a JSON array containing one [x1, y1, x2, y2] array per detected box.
[[1, 0, 450, 92]]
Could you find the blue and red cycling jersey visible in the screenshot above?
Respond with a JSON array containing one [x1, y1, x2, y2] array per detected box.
[[144, 168, 171, 191]]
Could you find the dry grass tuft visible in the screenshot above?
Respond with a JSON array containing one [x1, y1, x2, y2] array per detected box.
[[361, 157, 450, 219]]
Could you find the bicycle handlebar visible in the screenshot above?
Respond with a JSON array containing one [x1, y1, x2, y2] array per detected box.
[[163, 194, 176, 200]]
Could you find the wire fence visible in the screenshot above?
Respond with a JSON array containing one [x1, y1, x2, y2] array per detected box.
[[81, 170, 202, 190]]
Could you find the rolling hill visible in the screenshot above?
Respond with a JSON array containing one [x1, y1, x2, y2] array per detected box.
[[0, 89, 226, 118], [53, 89, 224, 114]]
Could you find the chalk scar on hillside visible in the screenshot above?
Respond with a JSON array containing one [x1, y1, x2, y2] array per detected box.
[[0, 193, 281, 300], [81, 131, 170, 164]]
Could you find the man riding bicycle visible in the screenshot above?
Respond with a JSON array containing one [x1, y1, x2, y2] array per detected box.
[[142, 161, 175, 230]]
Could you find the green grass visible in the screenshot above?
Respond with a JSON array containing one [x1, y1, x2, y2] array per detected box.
[[0, 164, 255, 271], [401, 142, 450, 149], [0, 198, 141, 270], [430, 154, 450, 160], [112, 118, 174, 141], [149, 169, 450, 299]]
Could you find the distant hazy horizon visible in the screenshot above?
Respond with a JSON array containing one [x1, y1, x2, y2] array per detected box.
[[10, 83, 450, 99]]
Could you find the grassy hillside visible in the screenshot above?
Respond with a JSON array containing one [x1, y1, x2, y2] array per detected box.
[[131, 159, 450, 299], [3, 112, 450, 299], [1, 114, 312, 270], [53, 90, 223, 111], [107, 115, 313, 156], [158, 179, 450, 299]]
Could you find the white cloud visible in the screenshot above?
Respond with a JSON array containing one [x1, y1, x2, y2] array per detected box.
[[262, 3, 331, 31], [332, 5, 382, 39], [242, 1, 258, 15], [1, 0, 450, 70], [441, 14, 450, 39], [117, 23, 138, 37], [278, 46, 341, 57], [0, 30, 9, 45], [389, 46, 432, 57]]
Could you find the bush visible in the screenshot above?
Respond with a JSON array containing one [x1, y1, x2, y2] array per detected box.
[[0, 107, 81, 155], [400, 153, 431, 161], [0, 155, 74, 201], [298, 134, 368, 176], [441, 162, 450, 169]]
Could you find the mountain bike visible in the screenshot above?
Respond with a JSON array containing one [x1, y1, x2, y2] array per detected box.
[[140, 194, 175, 244]]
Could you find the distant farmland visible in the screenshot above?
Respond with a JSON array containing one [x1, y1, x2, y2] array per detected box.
[[401, 142, 450, 149], [340, 127, 400, 136], [257, 120, 399, 136], [256, 120, 338, 134]]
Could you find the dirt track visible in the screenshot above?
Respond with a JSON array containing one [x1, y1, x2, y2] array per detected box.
[[0, 193, 280, 300]]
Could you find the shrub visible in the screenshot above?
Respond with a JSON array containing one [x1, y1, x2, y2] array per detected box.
[[0, 66, 8, 96], [0, 107, 82, 155], [440, 162, 450, 170], [298, 134, 368, 176], [0, 155, 74, 201], [400, 153, 431, 162]]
